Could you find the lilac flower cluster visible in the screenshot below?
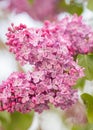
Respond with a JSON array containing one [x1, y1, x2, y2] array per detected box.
[[1, 14, 92, 113], [8, 0, 58, 21], [6, 15, 93, 65], [0, 71, 78, 113]]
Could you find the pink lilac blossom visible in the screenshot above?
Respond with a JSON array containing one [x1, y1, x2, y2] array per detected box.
[[0, 63, 81, 113], [6, 15, 93, 66], [0, 72, 49, 113], [0, 14, 89, 113], [8, 0, 31, 14], [8, 0, 59, 21]]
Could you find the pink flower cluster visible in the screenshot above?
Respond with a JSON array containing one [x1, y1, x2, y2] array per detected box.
[[0, 71, 78, 113], [1, 14, 92, 113], [6, 15, 93, 66], [8, 0, 31, 14], [8, 0, 59, 21]]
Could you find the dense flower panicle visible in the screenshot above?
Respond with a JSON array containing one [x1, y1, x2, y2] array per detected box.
[[0, 72, 78, 113], [43, 15, 93, 55], [6, 15, 93, 66], [1, 14, 90, 113], [8, 0, 59, 21]]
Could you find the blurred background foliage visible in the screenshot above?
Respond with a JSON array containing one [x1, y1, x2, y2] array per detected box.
[[87, 0, 93, 11], [58, 0, 83, 15], [0, 111, 33, 130]]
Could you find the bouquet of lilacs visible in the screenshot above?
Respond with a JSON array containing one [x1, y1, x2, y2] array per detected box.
[[1, 12, 93, 129], [0, 14, 93, 113]]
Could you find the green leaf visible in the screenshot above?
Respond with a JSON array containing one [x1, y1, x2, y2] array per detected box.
[[81, 93, 93, 123], [7, 112, 34, 130], [77, 54, 93, 80], [58, 0, 83, 15], [87, 0, 93, 11], [0, 111, 11, 123], [0, 111, 34, 130], [74, 77, 86, 89], [72, 125, 84, 130], [72, 124, 93, 130], [0, 111, 11, 130], [28, 0, 33, 4]]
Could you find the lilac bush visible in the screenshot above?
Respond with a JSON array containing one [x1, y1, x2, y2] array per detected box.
[[0, 14, 93, 113]]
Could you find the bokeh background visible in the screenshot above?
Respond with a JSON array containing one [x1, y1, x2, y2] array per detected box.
[[0, 0, 93, 130]]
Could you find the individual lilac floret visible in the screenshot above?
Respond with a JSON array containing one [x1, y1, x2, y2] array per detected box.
[[6, 15, 93, 66], [0, 70, 78, 113]]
